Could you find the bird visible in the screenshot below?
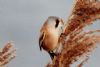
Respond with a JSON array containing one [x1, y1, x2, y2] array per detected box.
[[39, 16, 64, 59]]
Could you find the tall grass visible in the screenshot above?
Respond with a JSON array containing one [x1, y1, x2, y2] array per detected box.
[[46, 0, 100, 67]]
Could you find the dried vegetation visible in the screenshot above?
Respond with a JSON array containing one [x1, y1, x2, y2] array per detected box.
[[46, 0, 100, 67]]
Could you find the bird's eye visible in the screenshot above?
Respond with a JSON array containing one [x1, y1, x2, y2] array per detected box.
[[55, 19, 59, 28]]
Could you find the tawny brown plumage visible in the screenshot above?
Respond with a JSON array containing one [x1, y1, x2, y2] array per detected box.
[[39, 16, 64, 59]]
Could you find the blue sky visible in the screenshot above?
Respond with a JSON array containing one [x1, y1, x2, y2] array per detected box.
[[0, 0, 100, 67]]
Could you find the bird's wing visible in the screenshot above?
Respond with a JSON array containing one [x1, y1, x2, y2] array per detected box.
[[39, 32, 45, 51]]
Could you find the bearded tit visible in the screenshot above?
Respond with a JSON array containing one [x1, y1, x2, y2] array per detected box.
[[39, 16, 64, 59]]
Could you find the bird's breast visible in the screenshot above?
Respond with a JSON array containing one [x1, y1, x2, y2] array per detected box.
[[42, 30, 59, 51]]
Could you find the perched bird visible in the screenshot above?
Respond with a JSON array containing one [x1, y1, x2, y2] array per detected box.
[[39, 16, 64, 59]]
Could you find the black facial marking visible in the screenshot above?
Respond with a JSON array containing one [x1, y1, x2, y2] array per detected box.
[[55, 19, 59, 28]]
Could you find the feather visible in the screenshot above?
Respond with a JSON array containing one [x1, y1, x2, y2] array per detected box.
[[39, 32, 45, 50]]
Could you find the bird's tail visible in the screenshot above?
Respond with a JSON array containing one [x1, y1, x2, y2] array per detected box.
[[48, 51, 57, 60]]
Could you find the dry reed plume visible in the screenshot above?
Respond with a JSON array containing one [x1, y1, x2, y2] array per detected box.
[[46, 0, 100, 67], [0, 42, 16, 67], [0, 0, 100, 67]]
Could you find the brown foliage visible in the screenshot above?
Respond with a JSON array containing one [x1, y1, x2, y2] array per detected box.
[[0, 42, 16, 67], [46, 0, 100, 67]]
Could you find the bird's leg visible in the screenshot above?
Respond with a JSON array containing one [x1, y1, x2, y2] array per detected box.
[[60, 33, 67, 39]]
